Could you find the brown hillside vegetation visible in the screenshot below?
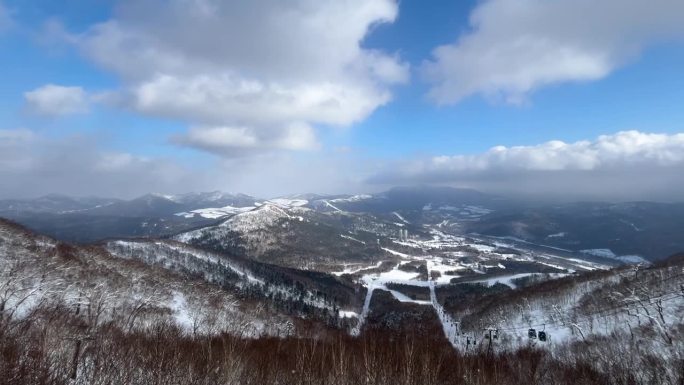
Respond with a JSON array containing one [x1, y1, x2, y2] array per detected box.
[[0, 314, 626, 385], [2, 218, 684, 384]]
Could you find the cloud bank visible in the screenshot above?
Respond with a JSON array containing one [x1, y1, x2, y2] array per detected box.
[[422, 0, 684, 104], [24, 84, 89, 116], [369, 131, 684, 201], [0, 128, 209, 198], [0, 128, 373, 199], [75, 0, 408, 156]]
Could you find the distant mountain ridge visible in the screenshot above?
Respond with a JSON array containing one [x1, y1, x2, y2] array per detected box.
[[0, 191, 257, 216], [0, 194, 122, 214], [1, 186, 684, 261]]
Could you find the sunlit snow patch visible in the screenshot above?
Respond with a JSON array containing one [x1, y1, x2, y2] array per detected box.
[[175, 205, 255, 219], [266, 198, 309, 208]]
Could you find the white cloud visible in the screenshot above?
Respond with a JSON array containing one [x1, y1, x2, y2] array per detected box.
[[212, 152, 380, 198], [369, 131, 684, 201], [174, 123, 319, 156], [128, 73, 391, 127], [0, 128, 213, 198], [0, 129, 37, 170], [422, 0, 684, 104], [429, 131, 684, 172], [24, 84, 89, 116], [0, 128, 36, 142], [75, 0, 408, 156], [0, 128, 372, 199]]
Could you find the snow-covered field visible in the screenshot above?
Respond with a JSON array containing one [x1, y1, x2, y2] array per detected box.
[[581, 248, 649, 264], [175, 197, 310, 219], [347, 225, 623, 346], [329, 194, 372, 203], [265, 198, 309, 208], [175, 205, 255, 219], [331, 261, 383, 276]]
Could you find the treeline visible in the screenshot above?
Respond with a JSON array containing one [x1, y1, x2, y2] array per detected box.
[[185, 215, 385, 269], [106, 240, 365, 326], [4, 302, 678, 385], [385, 282, 431, 301]]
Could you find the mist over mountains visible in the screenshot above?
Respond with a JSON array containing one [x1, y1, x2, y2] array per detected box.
[[2, 186, 683, 262]]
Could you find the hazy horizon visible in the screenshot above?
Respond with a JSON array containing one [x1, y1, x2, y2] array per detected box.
[[4, 184, 684, 205]]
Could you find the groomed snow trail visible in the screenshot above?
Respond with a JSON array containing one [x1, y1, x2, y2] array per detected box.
[[352, 264, 460, 349], [350, 281, 376, 336], [429, 281, 460, 348]]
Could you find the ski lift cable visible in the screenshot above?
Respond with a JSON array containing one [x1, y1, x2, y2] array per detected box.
[[526, 293, 680, 330], [456, 292, 682, 335], [450, 274, 683, 346], [575, 291, 683, 318], [488, 291, 683, 332]]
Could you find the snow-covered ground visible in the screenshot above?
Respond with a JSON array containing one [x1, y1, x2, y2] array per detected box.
[[170, 291, 194, 331], [351, 262, 461, 343], [175, 205, 255, 219], [265, 198, 309, 208], [329, 194, 372, 203], [581, 248, 616, 258], [547, 232, 567, 238], [338, 310, 359, 319], [341, 234, 366, 245], [581, 248, 648, 264], [426, 258, 466, 284], [108, 239, 340, 315], [392, 211, 410, 224], [348, 226, 617, 346], [443, 261, 684, 354], [323, 200, 343, 212], [176, 203, 295, 244], [331, 261, 383, 276], [381, 247, 412, 258], [422, 204, 493, 219], [459, 272, 570, 289]]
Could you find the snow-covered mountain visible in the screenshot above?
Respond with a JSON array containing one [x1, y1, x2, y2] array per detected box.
[[79, 191, 258, 217], [166, 191, 258, 210], [105, 238, 363, 321], [3, 187, 684, 261], [174, 202, 392, 270], [0, 194, 121, 214], [0, 218, 294, 337], [466, 201, 684, 261], [2, 207, 683, 385], [434, 253, 684, 363], [0, 192, 259, 242]]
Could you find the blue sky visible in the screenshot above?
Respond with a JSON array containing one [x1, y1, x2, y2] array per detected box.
[[1, 0, 684, 200], [350, 44, 684, 157]]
